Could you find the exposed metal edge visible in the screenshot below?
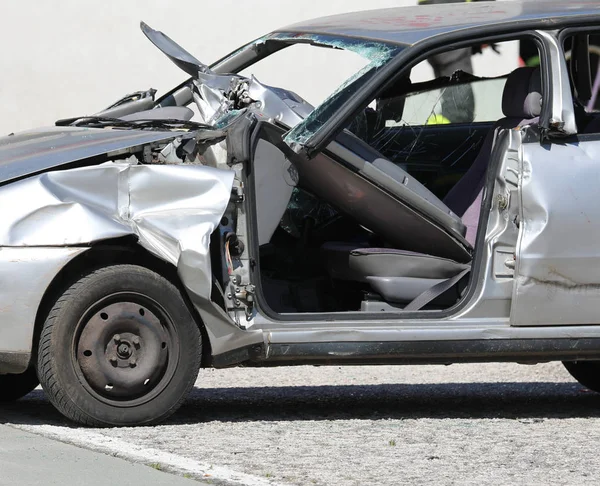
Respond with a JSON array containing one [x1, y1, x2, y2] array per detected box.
[[0, 351, 31, 374], [211, 343, 265, 368]]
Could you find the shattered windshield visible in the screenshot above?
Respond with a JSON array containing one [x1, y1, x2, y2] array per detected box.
[[271, 33, 403, 146]]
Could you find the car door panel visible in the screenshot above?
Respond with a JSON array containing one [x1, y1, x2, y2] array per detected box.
[[248, 121, 472, 262], [511, 138, 600, 326]]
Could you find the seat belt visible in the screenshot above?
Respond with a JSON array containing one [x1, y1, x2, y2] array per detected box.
[[403, 268, 471, 311]]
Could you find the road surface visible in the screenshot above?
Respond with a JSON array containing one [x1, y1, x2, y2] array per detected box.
[[2, 362, 599, 485]]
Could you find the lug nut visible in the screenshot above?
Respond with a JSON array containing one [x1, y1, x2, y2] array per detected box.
[[129, 358, 137, 367], [132, 336, 140, 346], [114, 334, 121, 343], [109, 356, 118, 365]]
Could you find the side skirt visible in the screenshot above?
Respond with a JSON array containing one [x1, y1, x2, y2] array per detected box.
[[211, 338, 600, 368]]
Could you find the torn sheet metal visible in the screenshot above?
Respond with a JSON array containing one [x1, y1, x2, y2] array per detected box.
[[141, 21, 209, 77], [0, 161, 234, 305], [536, 30, 578, 137], [0, 127, 182, 185], [512, 138, 600, 326], [192, 73, 313, 133], [157, 27, 397, 145]]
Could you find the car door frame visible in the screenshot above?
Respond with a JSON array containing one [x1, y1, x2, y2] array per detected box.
[[287, 27, 577, 158], [207, 28, 600, 367], [236, 30, 522, 323], [511, 27, 600, 326]]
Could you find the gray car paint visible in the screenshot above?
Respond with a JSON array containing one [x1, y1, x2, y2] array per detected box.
[[279, 1, 600, 47], [537, 30, 578, 137], [0, 127, 183, 184], [253, 140, 297, 246], [0, 247, 88, 373]]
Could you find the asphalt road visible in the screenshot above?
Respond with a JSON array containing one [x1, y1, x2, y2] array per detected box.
[[0, 424, 196, 486], [2, 362, 600, 485]]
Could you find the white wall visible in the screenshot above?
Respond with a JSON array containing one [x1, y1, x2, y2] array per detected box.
[[0, 0, 518, 135], [0, 0, 411, 134]]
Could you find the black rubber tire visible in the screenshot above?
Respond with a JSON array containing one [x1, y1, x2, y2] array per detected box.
[[563, 361, 600, 393], [37, 264, 202, 427], [0, 367, 39, 402]]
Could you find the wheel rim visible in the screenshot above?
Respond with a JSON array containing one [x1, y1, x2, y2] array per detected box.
[[73, 293, 180, 407]]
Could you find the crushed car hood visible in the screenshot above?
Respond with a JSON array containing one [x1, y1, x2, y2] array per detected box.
[[0, 126, 182, 184]]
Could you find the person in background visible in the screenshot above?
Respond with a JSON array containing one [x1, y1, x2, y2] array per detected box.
[[418, 0, 494, 123]]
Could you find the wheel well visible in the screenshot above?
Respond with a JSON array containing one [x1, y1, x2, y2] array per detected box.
[[32, 238, 213, 368]]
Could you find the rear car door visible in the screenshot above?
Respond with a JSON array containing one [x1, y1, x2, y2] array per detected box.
[[510, 31, 596, 326], [511, 136, 600, 325]]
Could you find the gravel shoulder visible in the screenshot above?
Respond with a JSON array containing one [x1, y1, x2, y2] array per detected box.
[[3, 362, 600, 485]]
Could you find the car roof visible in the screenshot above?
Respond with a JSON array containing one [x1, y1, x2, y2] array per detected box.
[[277, 1, 600, 47]]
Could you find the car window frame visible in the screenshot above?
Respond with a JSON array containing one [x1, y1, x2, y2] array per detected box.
[[558, 26, 600, 118], [286, 29, 557, 159]]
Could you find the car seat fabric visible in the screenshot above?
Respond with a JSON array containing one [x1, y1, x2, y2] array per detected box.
[[322, 242, 469, 304], [443, 67, 542, 244], [501, 67, 542, 119], [581, 115, 600, 133]]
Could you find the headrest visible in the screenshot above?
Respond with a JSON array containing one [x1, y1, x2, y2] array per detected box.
[[502, 67, 542, 119]]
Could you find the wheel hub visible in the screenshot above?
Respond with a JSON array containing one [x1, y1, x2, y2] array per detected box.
[[76, 301, 171, 400], [116, 342, 132, 359]]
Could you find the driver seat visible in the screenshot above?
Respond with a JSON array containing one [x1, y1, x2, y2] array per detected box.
[[322, 67, 542, 308], [443, 66, 542, 243]]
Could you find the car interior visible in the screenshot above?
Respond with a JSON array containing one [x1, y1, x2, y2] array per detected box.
[[253, 38, 545, 315], [563, 33, 600, 130]]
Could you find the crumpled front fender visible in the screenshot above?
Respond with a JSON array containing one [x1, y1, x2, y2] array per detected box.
[[0, 161, 261, 372]]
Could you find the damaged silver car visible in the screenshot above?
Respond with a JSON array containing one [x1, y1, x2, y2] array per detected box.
[[3, 1, 600, 426]]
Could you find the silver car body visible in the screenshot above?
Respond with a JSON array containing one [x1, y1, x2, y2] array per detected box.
[[3, 0, 600, 374]]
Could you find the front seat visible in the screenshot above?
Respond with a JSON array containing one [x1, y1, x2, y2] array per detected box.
[[322, 242, 469, 305], [444, 66, 542, 243], [322, 66, 542, 308]]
